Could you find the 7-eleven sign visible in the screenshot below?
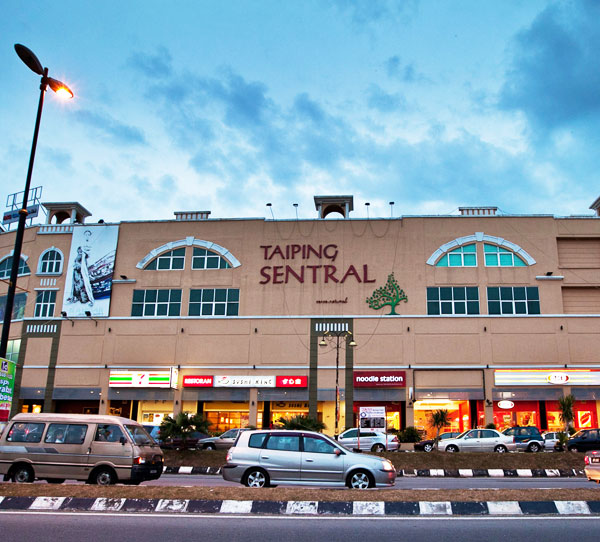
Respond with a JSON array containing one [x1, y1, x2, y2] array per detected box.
[[109, 368, 178, 389]]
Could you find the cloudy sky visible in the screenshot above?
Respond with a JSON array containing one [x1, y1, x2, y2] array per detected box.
[[1, 1, 599, 224]]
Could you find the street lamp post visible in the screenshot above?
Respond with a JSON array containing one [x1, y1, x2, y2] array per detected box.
[[319, 330, 356, 438], [0, 45, 72, 373]]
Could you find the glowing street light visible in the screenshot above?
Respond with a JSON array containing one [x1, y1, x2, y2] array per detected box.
[[0, 45, 73, 414]]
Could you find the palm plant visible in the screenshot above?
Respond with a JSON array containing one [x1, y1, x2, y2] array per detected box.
[[276, 415, 325, 432], [556, 394, 576, 451], [429, 409, 451, 450], [159, 412, 211, 446]]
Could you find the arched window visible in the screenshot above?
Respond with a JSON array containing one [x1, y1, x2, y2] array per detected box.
[[38, 248, 64, 275], [192, 248, 231, 269], [144, 248, 185, 270], [426, 233, 535, 267], [483, 244, 526, 267], [435, 244, 477, 267], [0, 256, 30, 279], [136, 238, 241, 270]]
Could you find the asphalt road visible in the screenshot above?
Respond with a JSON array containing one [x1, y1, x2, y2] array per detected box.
[[1, 512, 600, 542]]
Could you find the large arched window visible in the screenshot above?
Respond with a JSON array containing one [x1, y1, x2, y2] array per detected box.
[[136, 237, 241, 270], [0, 255, 30, 279], [38, 247, 64, 275], [426, 233, 535, 267]]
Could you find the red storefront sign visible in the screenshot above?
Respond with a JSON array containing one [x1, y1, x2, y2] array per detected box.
[[354, 371, 406, 388], [182, 376, 213, 387], [183, 375, 307, 388], [276, 376, 307, 388]]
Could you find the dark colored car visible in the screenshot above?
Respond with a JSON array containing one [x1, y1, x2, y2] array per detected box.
[[561, 429, 600, 453], [414, 432, 461, 452], [502, 426, 545, 452], [159, 430, 210, 450]]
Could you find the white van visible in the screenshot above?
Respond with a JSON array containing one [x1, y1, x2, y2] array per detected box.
[[0, 413, 163, 485]]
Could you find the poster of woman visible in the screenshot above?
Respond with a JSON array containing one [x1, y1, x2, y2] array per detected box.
[[62, 225, 119, 317]]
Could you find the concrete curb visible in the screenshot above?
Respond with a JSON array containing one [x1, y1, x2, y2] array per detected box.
[[164, 466, 586, 478], [0, 496, 598, 516]]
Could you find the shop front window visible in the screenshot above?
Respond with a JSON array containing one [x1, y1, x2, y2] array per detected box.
[[546, 400, 598, 431], [493, 400, 539, 431], [413, 400, 471, 438], [205, 411, 258, 433]]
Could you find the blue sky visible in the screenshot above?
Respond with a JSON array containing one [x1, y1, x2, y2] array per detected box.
[[1, 0, 599, 223]]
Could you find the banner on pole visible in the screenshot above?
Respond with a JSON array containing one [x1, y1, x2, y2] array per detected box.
[[0, 358, 16, 423]]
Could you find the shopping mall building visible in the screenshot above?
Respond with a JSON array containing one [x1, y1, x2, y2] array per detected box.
[[1, 195, 600, 438]]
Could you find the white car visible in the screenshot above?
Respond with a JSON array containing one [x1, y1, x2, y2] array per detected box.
[[438, 428, 516, 453], [542, 431, 560, 452], [337, 428, 399, 452]]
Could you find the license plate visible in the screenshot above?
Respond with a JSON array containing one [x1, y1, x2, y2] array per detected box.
[[591, 458, 600, 464], [149, 469, 157, 473]]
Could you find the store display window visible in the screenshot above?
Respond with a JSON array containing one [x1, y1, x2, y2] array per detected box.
[[413, 400, 470, 438], [492, 400, 539, 431]]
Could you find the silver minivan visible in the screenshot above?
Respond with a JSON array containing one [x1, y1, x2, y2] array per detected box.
[[222, 429, 397, 489], [0, 413, 163, 485]]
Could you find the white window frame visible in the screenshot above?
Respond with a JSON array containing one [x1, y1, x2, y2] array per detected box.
[[34, 289, 57, 318], [37, 247, 64, 275]]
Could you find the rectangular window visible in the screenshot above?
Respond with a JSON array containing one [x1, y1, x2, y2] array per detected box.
[[6, 339, 20, 363], [427, 287, 479, 315], [131, 289, 181, 317], [484, 244, 526, 267], [487, 286, 540, 315], [188, 288, 239, 316], [34, 290, 57, 318]]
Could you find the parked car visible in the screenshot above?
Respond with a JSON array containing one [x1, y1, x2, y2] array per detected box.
[[159, 430, 210, 450], [142, 425, 162, 445], [559, 429, 600, 453], [542, 431, 560, 451], [336, 428, 399, 452], [584, 450, 600, 483], [222, 429, 397, 489], [438, 429, 516, 453], [502, 426, 545, 452], [197, 428, 250, 450], [414, 432, 461, 452]]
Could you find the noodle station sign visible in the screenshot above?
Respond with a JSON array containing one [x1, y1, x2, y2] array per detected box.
[[259, 244, 376, 285]]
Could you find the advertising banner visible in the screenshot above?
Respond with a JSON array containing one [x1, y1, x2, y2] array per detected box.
[[62, 224, 119, 317], [359, 406, 386, 428], [0, 358, 16, 422]]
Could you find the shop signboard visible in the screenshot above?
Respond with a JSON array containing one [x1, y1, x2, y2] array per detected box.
[[109, 368, 178, 388], [354, 370, 406, 388], [495, 369, 600, 386], [359, 406, 386, 429], [0, 358, 16, 422], [182, 375, 307, 388]]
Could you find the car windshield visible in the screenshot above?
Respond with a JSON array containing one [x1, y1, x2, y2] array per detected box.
[[572, 430, 586, 438], [126, 424, 155, 446], [455, 431, 470, 439]]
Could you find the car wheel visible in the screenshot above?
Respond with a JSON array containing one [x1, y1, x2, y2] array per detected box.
[[11, 464, 34, 483], [46, 479, 65, 484], [204, 443, 216, 450], [371, 443, 385, 453], [91, 467, 116, 486], [347, 469, 374, 489], [446, 445, 459, 453], [528, 442, 541, 453], [494, 445, 508, 453], [244, 468, 269, 488], [569, 446, 578, 453], [423, 443, 434, 453]]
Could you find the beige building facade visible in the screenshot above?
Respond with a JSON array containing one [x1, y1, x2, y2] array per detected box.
[[2, 195, 600, 438]]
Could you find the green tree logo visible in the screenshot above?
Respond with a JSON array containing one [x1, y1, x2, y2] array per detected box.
[[366, 273, 407, 315]]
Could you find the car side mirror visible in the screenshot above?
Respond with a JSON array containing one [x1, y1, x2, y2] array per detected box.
[[120, 436, 127, 445], [334, 448, 342, 455]]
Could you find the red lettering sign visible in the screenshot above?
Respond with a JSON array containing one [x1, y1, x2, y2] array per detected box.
[[276, 376, 308, 388], [182, 375, 213, 387], [353, 371, 406, 388]]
